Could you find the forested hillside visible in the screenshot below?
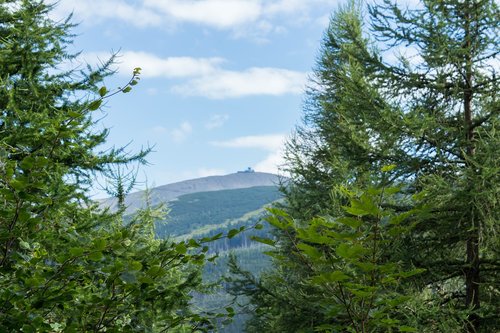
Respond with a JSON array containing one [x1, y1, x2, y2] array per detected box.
[[157, 186, 281, 239], [155, 186, 282, 332], [102, 172, 280, 214]]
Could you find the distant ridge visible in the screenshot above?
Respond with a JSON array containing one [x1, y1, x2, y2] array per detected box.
[[100, 172, 281, 214]]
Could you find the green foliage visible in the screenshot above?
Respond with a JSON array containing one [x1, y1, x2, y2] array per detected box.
[[0, 1, 214, 331], [155, 186, 282, 238], [158, 187, 281, 332], [234, 0, 499, 332], [232, 178, 426, 332]]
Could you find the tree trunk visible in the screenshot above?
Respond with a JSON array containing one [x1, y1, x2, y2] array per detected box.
[[463, 3, 480, 331]]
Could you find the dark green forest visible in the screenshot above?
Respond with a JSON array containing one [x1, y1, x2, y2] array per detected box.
[[1, 0, 498, 332], [156, 186, 282, 240]]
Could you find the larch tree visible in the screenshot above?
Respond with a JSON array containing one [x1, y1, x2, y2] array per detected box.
[[230, 0, 499, 332], [0, 1, 218, 331], [366, 1, 499, 331]]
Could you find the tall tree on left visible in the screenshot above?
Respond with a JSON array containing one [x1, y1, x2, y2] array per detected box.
[[0, 1, 212, 331]]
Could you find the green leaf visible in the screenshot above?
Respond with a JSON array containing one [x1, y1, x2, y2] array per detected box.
[[355, 261, 377, 272], [311, 271, 349, 284], [265, 208, 291, 230], [399, 268, 426, 278], [297, 243, 322, 259], [227, 229, 239, 239], [384, 186, 401, 195], [336, 216, 362, 228], [399, 326, 418, 332], [381, 164, 397, 172], [262, 251, 286, 261], [19, 239, 30, 250], [20, 156, 35, 170], [122, 86, 132, 93], [10, 179, 27, 191], [336, 243, 366, 258], [69, 247, 84, 256], [343, 205, 369, 216], [250, 236, 276, 246], [138, 276, 154, 284], [92, 238, 107, 251], [67, 110, 80, 117], [175, 242, 187, 254], [349, 288, 373, 298], [146, 266, 162, 277], [201, 233, 223, 242], [88, 251, 103, 261], [254, 223, 263, 230], [98, 86, 107, 97], [129, 261, 143, 271], [22, 325, 35, 333], [88, 99, 102, 111]]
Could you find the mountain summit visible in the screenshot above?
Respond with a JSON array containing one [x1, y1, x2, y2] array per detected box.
[[100, 172, 281, 214]]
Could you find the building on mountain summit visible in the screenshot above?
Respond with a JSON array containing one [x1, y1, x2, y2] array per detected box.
[[237, 167, 255, 173]]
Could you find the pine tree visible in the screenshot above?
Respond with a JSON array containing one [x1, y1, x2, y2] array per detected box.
[[0, 1, 215, 331]]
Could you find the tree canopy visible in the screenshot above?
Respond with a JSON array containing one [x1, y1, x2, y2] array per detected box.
[[230, 0, 499, 332], [0, 1, 222, 331]]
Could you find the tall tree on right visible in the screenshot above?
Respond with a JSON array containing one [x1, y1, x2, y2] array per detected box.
[[277, 0, 499, 331], [367, 1, 499, 331]]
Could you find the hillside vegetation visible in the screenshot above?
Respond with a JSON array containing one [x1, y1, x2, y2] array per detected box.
[[154, 186, 283, 333], [103, 172, 280, 214]]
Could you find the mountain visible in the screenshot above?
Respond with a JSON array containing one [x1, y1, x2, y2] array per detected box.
[[100, 171, 281, 214], [157, 185, 282, 240], [101, 172, 284, 332], [156, 184, 282, 333]]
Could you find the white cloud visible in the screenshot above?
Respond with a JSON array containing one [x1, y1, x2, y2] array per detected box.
[[316, 14, 331, 28], [211, 134, 286, 151], [254, 150, 285, 174], [211, 133, 288, 175], [51, 1, 163, 28], [52, 0, 340, 38], [205, 114, 229, 129], [152, 125, 167, 134], [383, 45, 423, 67], [170, 122, 192, 142], [173, 67, 307, 99], [79, 51, 306, 99], [114, 52, 224, 78], [143, 0, 262, 29]]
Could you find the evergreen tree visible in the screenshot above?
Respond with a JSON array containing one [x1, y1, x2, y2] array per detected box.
[[366, 1, 499, 331], [232, 0, 499, 331], [0, 1, 215, 331]]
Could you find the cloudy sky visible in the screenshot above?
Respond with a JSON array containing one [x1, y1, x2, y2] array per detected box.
[[51, 0, 341, 195]]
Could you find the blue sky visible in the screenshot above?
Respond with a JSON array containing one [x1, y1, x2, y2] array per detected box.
[[50, 0, 341, 194]]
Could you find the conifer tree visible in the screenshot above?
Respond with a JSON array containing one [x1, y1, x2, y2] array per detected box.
[[366, 1, 499, 331], [0, 1, 215, 331], [232, 0, 499, 331]]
